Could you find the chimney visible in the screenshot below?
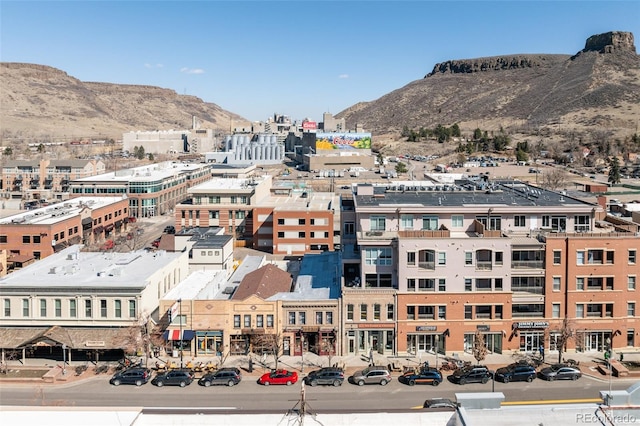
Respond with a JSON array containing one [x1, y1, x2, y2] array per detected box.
[[596, 195, 607, 211]]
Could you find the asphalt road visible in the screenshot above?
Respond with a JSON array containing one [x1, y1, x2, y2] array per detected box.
[[0, 374, 629, 411]]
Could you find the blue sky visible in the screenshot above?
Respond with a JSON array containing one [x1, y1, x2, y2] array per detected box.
[[1, 1, 639, 123]]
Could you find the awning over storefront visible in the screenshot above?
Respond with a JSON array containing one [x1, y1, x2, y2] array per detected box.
[[163, 329, 195, 341]]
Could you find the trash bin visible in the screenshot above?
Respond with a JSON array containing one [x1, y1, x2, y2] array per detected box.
[[172, 350, 179, 358]]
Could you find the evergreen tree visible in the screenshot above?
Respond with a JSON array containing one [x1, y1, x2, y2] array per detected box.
[[608, 156, 621, 184]]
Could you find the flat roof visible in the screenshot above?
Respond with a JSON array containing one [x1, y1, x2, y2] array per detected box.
[[0, 245, 185, 290], [269, 251, 342, 301], [0, 197, 127, 226], [355, 179, 596, 209], [73, 161, 209, 183], [268, 192, 338, 211], [188, 175, 270, 192], [162, 270, 229, 301]]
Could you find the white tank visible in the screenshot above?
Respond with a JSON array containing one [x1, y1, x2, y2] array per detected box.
[[270, 135, 277, 144], [258, 134, 265, 144], [225, 135, 232, 151], [231, 135, 238, 150]]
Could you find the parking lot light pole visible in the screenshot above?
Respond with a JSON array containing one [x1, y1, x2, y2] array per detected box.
[[435, 335, 440, 370], [62, 344, 67, 376], [179, 299, 183, 369]]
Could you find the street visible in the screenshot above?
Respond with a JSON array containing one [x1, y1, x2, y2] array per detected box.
[[0, 374, 629, 411]]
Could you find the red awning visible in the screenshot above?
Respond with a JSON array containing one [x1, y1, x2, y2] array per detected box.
[[163, 329, 195, 341]]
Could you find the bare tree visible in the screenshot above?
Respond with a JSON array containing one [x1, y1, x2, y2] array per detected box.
[[120, 225, 147, 251], [555, 317, 575, 364], [541, 168, 568, 191], [252, 332, 284, 370], [472, 331, 488, 364]]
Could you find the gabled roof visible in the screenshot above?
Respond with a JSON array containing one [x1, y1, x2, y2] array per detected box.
[[231, 264, 292, 301]]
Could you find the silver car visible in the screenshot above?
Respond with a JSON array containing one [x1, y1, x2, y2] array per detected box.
[[349, 366, 392, 386], [538, 364, 581, 381]]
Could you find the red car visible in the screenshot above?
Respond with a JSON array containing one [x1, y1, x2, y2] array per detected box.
[[258, 369, 298, 386]]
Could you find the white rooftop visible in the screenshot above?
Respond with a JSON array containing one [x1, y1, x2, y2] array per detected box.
[[73, 161, 209, 183], [0, 197, 126, 226], [188, 175, 271, 192], [0, 245, 185, 290], [162, 270, 230, 301]]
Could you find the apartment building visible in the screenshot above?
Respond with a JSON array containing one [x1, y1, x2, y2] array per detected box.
[[70, 161, 212, 217], [253, 184, 340, 254], [342, 178, 639, 356], [2, 159, 105, 201], [174, 174, 272, 241], [0, 196, 130, 265], [0, 245, 189, 363]]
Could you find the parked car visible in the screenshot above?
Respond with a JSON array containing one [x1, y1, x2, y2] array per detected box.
[[151, 369, 194, 387], [423, 398, 458, 409], [349, 366, 392, 386], [494, 363, 536, 383], [109, 367, 150, 386], [538, 364, 582, 381], [198, 367, 242, 387], [303, 367, 345, 387], [258, 369, 298, 386], [163, 225, 176, 234], [151, 237, 161, 248], [450, 365, 493, 385], [399, 367, 443, 386]]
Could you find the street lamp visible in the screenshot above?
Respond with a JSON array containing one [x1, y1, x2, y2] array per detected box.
[[435, 335, 440, 370], [606, 337, 613, 418], [62, 344, 67, 376], [178, 298, 183, 368]]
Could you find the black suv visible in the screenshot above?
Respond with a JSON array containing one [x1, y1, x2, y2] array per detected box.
[[304, 367, 345, 387], [109, 367, 150, 386], [451, 365, 493, 385], [494, 363, 536, 383], [399, 367, 443, 386], [163, 225, 176, 234], [151, 369, 194, 387], [198, 367, 242, 387]]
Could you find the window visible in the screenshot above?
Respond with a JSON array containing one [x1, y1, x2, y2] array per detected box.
[[115, 300, 122, 318], [628, 302, 636, 317], [3, 299, 10, 316], [364, 248, 392, 266], [230, 196, 237, 204], [587, 249, 604, 264], [69, 299, 76, 318], [234, 315, 241, 328], [418, 278, 436, 291], [465, 251, 473, 265], [476, 215, 501, 230], [244, 314, 251, 327], [630, 250, 637, 264], [438, 306, 446, 320], [33, 235, 41, 243], [495, 305, 503, 319], [407, 306, 415, 320], [574, 215, 590, 232], [22, 299, 29, 317], [628, 329, 635, 347], [256, 315, 264, 328], [494, 278, 503, 291], [553, 277, 561, 291], [347, 304, 354, 321], [494, 251, 503, 265], [438, 278, 446, 292], [360, 304, 367, 321], [208, 210, 219, 219], [129, 300, 136, 317], [85, 299, 92, 318], [606, 277, 614, 290], [552, 303, 560, 318], [343, 222, 355, 235], [576, 304, 584, 318], [278, 218, 285, 225], [235, 211, 246, 219], [577, 251, 585, 265], [475, 305, 492, 319], [407, 252, 416, 266], [267, 315, 274, 327], [298, 231, 305, 238], [298, 218, 305, 225], [316, 312, 323, 325], [418, 306, 434, 319], [325, 312, 333, 325], [451, 215, 463, 228], [40, 299, 47, 317], [298, 312, 306, 325], [437, 252, 446, 265], [465, 278, 472, 291], [370, 215, 386, 231], [576, 277, 584, 290], [387, 304, 394, 320], [407, 278, 416, 291], [553, 250, 562, 265], [464, 305, 472, 319], [606, 251, 614, 264], [629, 276, 636, 290], [277, 231, 284, 238], [22, 235, 31, 244], [476, 278, 491, 290], [514, 215, 526, 227], [100, 299, 107, 318], [422, 216, 438, 230], [401, 214, 413, 229], [373, 304, 381, 320], [0, 235, 6, 243]]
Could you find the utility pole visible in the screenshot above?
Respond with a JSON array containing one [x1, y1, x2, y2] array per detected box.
[[179, 299, 183, 368]]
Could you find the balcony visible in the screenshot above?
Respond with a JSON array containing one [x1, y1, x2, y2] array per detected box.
[[398, 229, 450, 238], [511, 260, 544, 269], [475, 261, 493, 271], [418, 261, 435, 270], [357, 230, 395, 241]]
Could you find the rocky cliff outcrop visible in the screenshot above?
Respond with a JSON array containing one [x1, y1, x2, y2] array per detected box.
[[425, 55, 560, 77], [582, 31, 636, 54]]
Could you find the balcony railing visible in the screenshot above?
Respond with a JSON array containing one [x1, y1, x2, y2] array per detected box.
[[512, 286, 545, 294], [476, 261, 492, 270], [511, 260, 544, 269], [418, 261, 435, 270]]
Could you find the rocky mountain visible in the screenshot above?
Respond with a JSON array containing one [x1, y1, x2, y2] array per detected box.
[[337, 31, 640, 140], [0, 63, 247, 142]]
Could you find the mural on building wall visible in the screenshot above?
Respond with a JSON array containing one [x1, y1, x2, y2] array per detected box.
[[315, 133, 371, 150]]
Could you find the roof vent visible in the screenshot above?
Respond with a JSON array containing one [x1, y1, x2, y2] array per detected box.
[[222, 286, 236, 295]]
